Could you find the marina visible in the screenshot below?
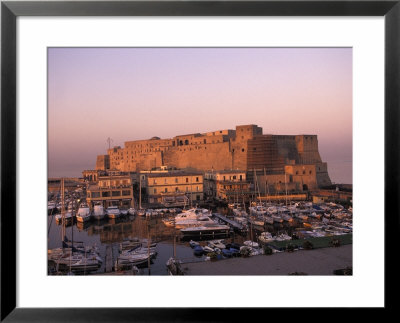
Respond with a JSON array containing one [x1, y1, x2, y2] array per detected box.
[[48, 186, 353, 276]]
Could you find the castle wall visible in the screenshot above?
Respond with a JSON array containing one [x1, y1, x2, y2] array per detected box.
[[315, 162, 332, 187], [246, 135, 285, 171], [164, 142, 232, 171], [295, 135, 322, 164], [95, 124, 332, 189]]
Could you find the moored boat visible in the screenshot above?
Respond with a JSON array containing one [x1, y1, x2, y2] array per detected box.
[[106, 205, 121, 219], [76, 203, 91, 223], [92, 204, 106, 221], [258, 232, 274, 244], [180, 223, 230, 237]]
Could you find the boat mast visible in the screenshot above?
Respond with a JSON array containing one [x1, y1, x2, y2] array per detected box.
[[190, 175, 193, 208], [139, 174, 142, 210], [285, 170, 288, 206], [147, 221, 151, 275], [61, 178, 65, 246], [173, 217, 177, 259], [254, 169, 261, 204], [264, 167, 268, 203]]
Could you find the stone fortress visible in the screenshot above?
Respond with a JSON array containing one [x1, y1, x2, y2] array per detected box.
[[96, 124, 332, 193]]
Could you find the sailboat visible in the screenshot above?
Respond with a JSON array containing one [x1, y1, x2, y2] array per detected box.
[[48, 179, 102, 274]]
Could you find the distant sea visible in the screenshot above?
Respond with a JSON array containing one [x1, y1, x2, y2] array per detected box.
[[326, 160, 352, 185]]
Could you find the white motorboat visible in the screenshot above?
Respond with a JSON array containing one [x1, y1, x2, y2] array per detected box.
[[92, 204, 106, 221], [180, 223, 230, 236], [271, 215, 283, 223], [274, 233, 292, 241], [208, 239, 226, 249], [162, 218, 175, 227], [234, 216, 248, 226], [243, 240, 259, 248], [76, 203, 91, 223], [55, 212, 73, 225], [264, 216, 274, 225], [258, 232, 274, 244], [189, 240, 200, 248], [120, 208, 129, 216], [296, 213, 309, 221], [106, 205, 121, 219], [174, 208, 214, 228], [248, 217, 264, 227], [202, 246, 215, 253], [282, 214, 293, 222], [249, 205, 267, 216], [128, 208, 136, 216]]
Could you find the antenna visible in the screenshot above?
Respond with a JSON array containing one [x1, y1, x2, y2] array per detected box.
[[106, 137, 113, 149]]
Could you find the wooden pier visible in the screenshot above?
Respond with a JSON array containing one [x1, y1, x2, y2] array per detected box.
[[212, 213, 246, 232]]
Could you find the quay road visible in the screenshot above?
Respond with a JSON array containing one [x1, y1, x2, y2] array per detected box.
[[181, 244, 352, 275]]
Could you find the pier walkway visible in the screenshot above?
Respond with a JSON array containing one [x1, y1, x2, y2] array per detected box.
[[181, 244, 352, 275], [213, 213, 246, 232]]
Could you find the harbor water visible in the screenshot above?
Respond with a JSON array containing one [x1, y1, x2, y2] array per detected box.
[[47, 207, 311, 275]]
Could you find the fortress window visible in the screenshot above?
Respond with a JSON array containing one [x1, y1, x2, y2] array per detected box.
[[240, 175, 242, 181], [309, 171, 312, 174], [204, 139, 206, 144], [296, 171, 298, 175], [232, 149, 235, 152], [242, 148, 245, 152], [186, 178, 189, 183], [179, 140, 183, 145], [175, 187, 179, 192], [303, 171, 305, 175], [196, 177, 199, 182], [165, 188, 168, 193], [185, 140, 189, 145]]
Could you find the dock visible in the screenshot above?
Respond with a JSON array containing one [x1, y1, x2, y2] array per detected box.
[[213, 213, 246, 232]]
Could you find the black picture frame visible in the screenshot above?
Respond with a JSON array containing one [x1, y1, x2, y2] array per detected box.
[[1, 0, 398, 321]]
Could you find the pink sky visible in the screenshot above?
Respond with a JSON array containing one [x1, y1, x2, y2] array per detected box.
[[48, 48, 352, 183]]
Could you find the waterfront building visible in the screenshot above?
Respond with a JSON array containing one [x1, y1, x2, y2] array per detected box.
[[204, 170, 251, 202], [86, 172, 134, 209], [95, 124, 332, 193], [82, 169, 106, 183], [143, 170, 204, 206]]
